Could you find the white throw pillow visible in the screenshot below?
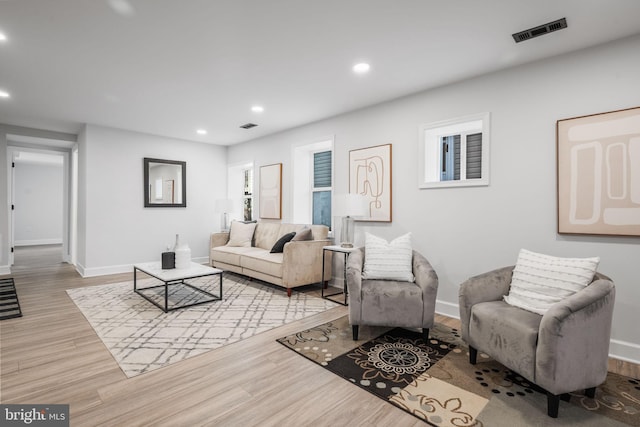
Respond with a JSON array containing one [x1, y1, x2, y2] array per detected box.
[[503, 249, 599, 315], [226, 221, 257, 247], [363, 232, 414, 282]]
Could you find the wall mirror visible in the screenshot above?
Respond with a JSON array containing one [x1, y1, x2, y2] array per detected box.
[[144, 157, 187, 207], [418, 112, 490, 189]]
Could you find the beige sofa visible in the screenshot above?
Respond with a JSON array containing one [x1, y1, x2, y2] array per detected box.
[[210, 222, 331, 296]]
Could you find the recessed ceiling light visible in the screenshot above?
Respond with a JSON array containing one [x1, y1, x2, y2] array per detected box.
[[196, 129, 207, 135], [0, 90, 10, 98], [0, 33, 7, 42], [251, 105, 264, 113], [353, 63, 370, 74]]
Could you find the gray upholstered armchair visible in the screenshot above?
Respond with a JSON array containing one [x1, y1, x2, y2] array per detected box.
[[458, 266, 615, 418], [346, 248, 438, 342]]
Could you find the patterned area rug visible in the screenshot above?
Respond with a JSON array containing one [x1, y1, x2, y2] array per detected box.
[[0, 278, 22, 320], [277, 316, 640, 426], [67, 273, 336, 377]]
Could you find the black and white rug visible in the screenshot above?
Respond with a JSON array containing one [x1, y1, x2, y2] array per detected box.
[[67, 274, 337, 377], [0, 278, 22, 320]]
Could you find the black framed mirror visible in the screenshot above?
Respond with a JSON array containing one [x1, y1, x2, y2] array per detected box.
[[144, 158, 187, 207]]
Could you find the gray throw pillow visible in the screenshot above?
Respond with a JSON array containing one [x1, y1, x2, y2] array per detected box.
[[291, 228, 313, 241]]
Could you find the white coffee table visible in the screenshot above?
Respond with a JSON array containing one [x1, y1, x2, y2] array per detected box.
[[133, 261, 223, 312]]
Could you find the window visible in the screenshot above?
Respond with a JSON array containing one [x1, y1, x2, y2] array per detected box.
[[312, 151, 332, 228], [292, 138, 334, 228], [227, 162, 253, 222], [242, 167, 253, 221], [419, 112, 490, 188]]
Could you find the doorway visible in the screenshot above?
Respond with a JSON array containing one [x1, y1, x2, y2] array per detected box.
[[7, 144, 74, 272]]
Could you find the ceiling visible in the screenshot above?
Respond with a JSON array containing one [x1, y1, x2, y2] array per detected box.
[[1, 1, 639, 146]]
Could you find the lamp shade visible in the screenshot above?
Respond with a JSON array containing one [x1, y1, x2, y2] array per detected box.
[[335, 193, 367, 218]]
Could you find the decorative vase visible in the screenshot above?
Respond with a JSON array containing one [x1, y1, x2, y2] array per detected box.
[[174, 234, 191, 269]]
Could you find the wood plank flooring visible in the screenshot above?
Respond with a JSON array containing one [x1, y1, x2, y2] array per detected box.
[[1, 246, 638, 426]]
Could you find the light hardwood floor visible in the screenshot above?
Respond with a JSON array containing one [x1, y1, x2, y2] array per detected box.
[[1, 246, 638, 426]]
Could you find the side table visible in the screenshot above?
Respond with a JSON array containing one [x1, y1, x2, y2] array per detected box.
[[321, 245, 358, 306]]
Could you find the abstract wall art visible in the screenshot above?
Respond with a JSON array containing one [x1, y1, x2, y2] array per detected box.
[[259, 163, 282, 219], [349, 144, 392, 222], [557, 106, 640, 236]]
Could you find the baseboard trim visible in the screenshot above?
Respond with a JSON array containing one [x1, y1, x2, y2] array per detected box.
[[609, 338, 640, 365], [435, 299, 460, 319], [78, 256, 211, 278], [0, 264, 11, 275], [14, 239, 63, 246]]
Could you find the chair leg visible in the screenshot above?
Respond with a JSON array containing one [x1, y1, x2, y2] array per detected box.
[[547, 393, 560, 418], [585, 387, 596, 398], [352, 325, 359, 340], [422, 328, 429, 343], [469, 346, 478, 364]]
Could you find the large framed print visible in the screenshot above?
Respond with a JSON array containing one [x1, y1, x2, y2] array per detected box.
[[259, 163, 282, 219], [349, 144, 392, 222], [557, 106, 640, 236]]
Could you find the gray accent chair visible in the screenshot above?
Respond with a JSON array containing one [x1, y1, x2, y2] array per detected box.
[[346, 248, 438, 342], [458, 266, 615, 418]]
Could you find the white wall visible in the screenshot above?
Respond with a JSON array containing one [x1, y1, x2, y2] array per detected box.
[[77, 124, 227, 276], [228, 34, 640, 362], [14, 161, 63, 245]]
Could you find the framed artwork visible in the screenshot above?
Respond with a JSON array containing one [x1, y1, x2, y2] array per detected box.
[[259, 163, 282, 219], [557, 106, 640, 236], [349, 143, 392, 222]]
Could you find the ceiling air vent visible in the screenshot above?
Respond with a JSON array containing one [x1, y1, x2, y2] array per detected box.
[[512, 18, 567, 43], [240, 123, 258, 129]]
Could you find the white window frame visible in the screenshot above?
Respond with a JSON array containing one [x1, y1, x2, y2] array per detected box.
[[291, 137, 334, 228], [418, 112, 490, 189]]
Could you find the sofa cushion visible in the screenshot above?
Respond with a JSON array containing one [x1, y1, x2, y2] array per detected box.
[[470, 300, 541, 381], [254, 222, 282, 250], [241, 252, 284, 278], [270, 232, 296, 253], [212, 246, 263, 265], [503, 249, 599, 315], [363, 232, 414, 282], [227, 221, 257, 247]]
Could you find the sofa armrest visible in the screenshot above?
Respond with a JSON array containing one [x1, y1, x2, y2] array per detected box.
[[281, 239, 332, 287], [458, 265, 514, 343], [413, 251, 439, 327], [209, 232, 230, 265], [346, 248, 365, 324], [536, 278, 615, 394]]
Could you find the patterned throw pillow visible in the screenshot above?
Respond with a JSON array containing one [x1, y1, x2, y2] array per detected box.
[[226, 221, 257, 247], [363, 232, 414, 282], [503, 249, 599, 315]]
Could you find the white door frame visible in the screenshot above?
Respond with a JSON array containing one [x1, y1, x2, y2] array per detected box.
[[7, 146, 72, 265]]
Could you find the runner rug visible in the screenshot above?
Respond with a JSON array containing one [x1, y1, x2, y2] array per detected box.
[[67, 273, 337, 378], [277, 316, 640, 427], [0, 278, 22, 320]]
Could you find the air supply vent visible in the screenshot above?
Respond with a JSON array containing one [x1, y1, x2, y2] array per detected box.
[[512, 18, 567, 43], [240, 123, 258, 129]]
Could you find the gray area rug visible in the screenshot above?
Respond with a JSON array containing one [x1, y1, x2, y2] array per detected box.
[[67, 273, 336, 377]]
